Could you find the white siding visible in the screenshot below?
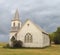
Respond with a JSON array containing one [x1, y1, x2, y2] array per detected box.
[[17, 20, 43, 47], [11, 21, 21, 28], [42, 33, 50, 47], [10, 20, 50, 48]]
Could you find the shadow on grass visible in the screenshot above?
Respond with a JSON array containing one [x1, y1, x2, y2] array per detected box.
[[3, 46, 51, 49]]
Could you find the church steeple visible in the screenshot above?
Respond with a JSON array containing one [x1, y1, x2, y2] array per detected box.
[[14, 9, 19, 19], [9, 9, 22, 47], [12, 9, 20, 21], [10, 9, 22, 32]]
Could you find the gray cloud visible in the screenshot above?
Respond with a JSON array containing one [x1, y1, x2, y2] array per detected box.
[[0, 0, 60, 42]]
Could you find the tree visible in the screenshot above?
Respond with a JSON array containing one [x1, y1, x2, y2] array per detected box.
[[49, 32, 55, 42], [53, 27, 60, 44]]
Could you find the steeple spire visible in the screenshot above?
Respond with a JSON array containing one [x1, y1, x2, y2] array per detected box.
[[14, 9, 19, 20]]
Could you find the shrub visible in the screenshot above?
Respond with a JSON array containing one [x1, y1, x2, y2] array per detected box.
[[13, 40, 23, 48], [3, 44, 10, 48]]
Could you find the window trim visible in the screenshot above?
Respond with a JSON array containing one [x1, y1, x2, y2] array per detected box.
[[24, 33, 32, 43]]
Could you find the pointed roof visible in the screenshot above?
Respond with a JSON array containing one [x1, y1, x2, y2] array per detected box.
[[12, 9, 20, 21], [14, 9, 19, 19], [17, 19, 48, 35]]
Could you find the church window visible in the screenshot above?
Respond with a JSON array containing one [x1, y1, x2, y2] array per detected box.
[[13, 22, 15, 27], [24, 33, 32, 43]]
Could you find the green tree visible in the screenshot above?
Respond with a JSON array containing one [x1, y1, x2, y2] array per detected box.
[[49, 32, 55, 42], [53, 27, 60, 44]]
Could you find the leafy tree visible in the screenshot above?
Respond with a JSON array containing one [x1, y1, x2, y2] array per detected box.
[[53, 27, 60, 44], [49, 32, 55, 42], [49, 27, 60, 44]]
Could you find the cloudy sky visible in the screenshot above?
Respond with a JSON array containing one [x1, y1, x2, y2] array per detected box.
[[0, 0, 60, 42]]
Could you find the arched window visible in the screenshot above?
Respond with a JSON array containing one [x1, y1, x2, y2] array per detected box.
[[24, 33, 32, 43], [13, 22, 15, 27]]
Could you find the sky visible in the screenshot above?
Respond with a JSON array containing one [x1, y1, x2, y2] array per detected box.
[[0, 0, 60, 42]]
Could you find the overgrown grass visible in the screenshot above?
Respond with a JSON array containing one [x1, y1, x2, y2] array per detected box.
[[0, 43, 60, 55]]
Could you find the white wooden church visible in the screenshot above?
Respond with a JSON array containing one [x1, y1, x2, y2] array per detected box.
[[9, 9, 50, 48]]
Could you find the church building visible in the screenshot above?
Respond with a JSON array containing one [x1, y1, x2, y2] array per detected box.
[[9, 9, 50, 48]]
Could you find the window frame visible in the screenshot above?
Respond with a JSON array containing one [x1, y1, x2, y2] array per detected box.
[[24, 33, 33, 43]]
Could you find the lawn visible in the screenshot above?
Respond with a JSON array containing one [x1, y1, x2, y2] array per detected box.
[[0, 43, 60, 55]]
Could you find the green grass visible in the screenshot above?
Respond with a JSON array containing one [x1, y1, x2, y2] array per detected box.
[[0, 43, 60, 55]]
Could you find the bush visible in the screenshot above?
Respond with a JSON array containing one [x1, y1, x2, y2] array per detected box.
[[8, 36, 23, 48], [3, 40, 23, 48], [13, 40, 23, 48], [3, 44, 10, 48], [11, 40, 23, 48]]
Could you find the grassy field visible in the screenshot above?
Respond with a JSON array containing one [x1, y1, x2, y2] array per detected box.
[[0, 43, 60, 55]]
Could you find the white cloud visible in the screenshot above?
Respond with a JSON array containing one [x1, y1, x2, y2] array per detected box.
[[0, 0, 60, 42], [0, 0, 5, 4]]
